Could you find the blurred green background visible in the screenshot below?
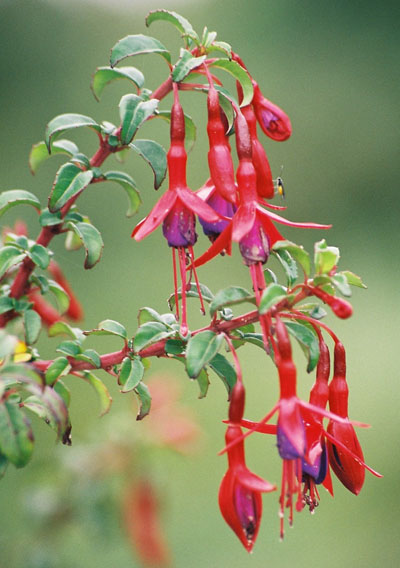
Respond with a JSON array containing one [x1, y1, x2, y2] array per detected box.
[[1, 0, 399, 566]]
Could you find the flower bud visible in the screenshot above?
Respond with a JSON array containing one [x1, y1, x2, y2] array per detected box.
[[252, 82, 292, 141]]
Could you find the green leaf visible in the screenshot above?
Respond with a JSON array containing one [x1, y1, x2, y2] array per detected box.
[[66, 221, 104, 269], [341, 270, 367, 289], [119, 357, 145, 392], [196, 368, 210, 399], [168, 282, 214, 311], [24, 386, 68, 438], [314, 239, 340, 275], [81, 371, 112, 417], [110, 34, 171, 67], [273, 248, 298, 287], [129, 139, 167, 189], [145, 10, 198, 44], [133, 322, 172, 353], [0, 189, 40, 218], [208, 59, 253, 106], [272, 240, 311, 277], [45, 114, 100, 151], [49, 162, 93, 212], [258, 284, 288, 314], [49, 321, 84, 341], [241, 333, 266, 350], [134, 381, 151, 420], [85, 319, 127, 340], [24, 309, 41, 345], [209, 286, 254, 317], [102, 171, 141, 217], [208, 353, 237, 396], [209, 40, 232, 58], [0, 246, 26, 279], [172, 49, 206, 82], [119, 94, 159, 145], [53, 379, 71, 408], [0, 400, 34, 467], [192, 84, 235, 131], [28, 244, 50, 269], [91, 66, 145, 101], [164, 339, 185, 355], [75, 349, 101, 368], [0, 453, 8, 479], [39, 209, 62, 227], [285, 320, 320, 373], [155, 110, 197, 152], [55, 340, 81, 357], [297, 303, 327, 320], [48, 280, 70, 314], [0, 296, 14, 315], [137, 307, 164, 326], [45, 357, 70, 385], [29, 139, 79, 174], [186, 331, 223, 378], [332, 273, 352, 297]]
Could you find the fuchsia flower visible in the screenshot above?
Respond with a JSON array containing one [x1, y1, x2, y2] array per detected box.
[[251, 81, 292, 142], [194, 112, 330, 269], [219, 381, 276, 552], [197, 179, 236, 243]]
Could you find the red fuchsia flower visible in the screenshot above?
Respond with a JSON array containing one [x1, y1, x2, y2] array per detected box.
[[197, 179, 236, 243], [206, 80, 237, 204], [193, 111, 331, 270], [48, 260, 84, 321], [309, 285, 353, 319], [132, 84, 220, 334], [220, 381, 276, 552], [325, 342, 382, 494]]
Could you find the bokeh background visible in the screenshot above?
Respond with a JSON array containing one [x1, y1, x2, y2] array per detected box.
[[1, 0, 399, 567]]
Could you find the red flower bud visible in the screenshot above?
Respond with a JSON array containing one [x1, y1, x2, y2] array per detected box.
[[252, 82, 292, 141], [326, 421, 365, 495]]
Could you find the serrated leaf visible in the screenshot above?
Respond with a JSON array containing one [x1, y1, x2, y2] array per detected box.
[[134, 381, 151, 420], [285, 320, 320, 373], [81, 371, 112, 417], [208, 59, 253, 106], [91, 66, 145, 101], [29, 139, 79, 174], [341, 270, 367, 289], [272, 240, 310, 277], [314, 239, 340, 275], [24, 309, 41, 345], [172, 49, 206, 82], [49, 162, 93, 212], [110, 34, 171, 67], [119, 357, 145, 392], [66, 221, 104, 269], [168, 282, 214, 311], [45, 114, 100, 151], [129, 139, 167, 189], [209, 286, 254, 317], [259, 283, 288, 314], [208, 353, 237, 396], [48, 280, 70, 314], [133, 322, 172, 353], [102, 171, 141, 217], [156, 110, 196, 152], [145, 10, 198, 44], [55, 340, 81, 357], [0, 190, 41, 218], [45, 357, 70, 385], [49, 321, 84, 341], [119, 94, 159, 144], [196, 368, 210, 399], [332, 273, 352, 297], [85, 319, 127, 340], [28, 244, 50, 269], [273, 248, 298, 287], [186, 331, 223, 378], [0, 400, 34, 467]]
